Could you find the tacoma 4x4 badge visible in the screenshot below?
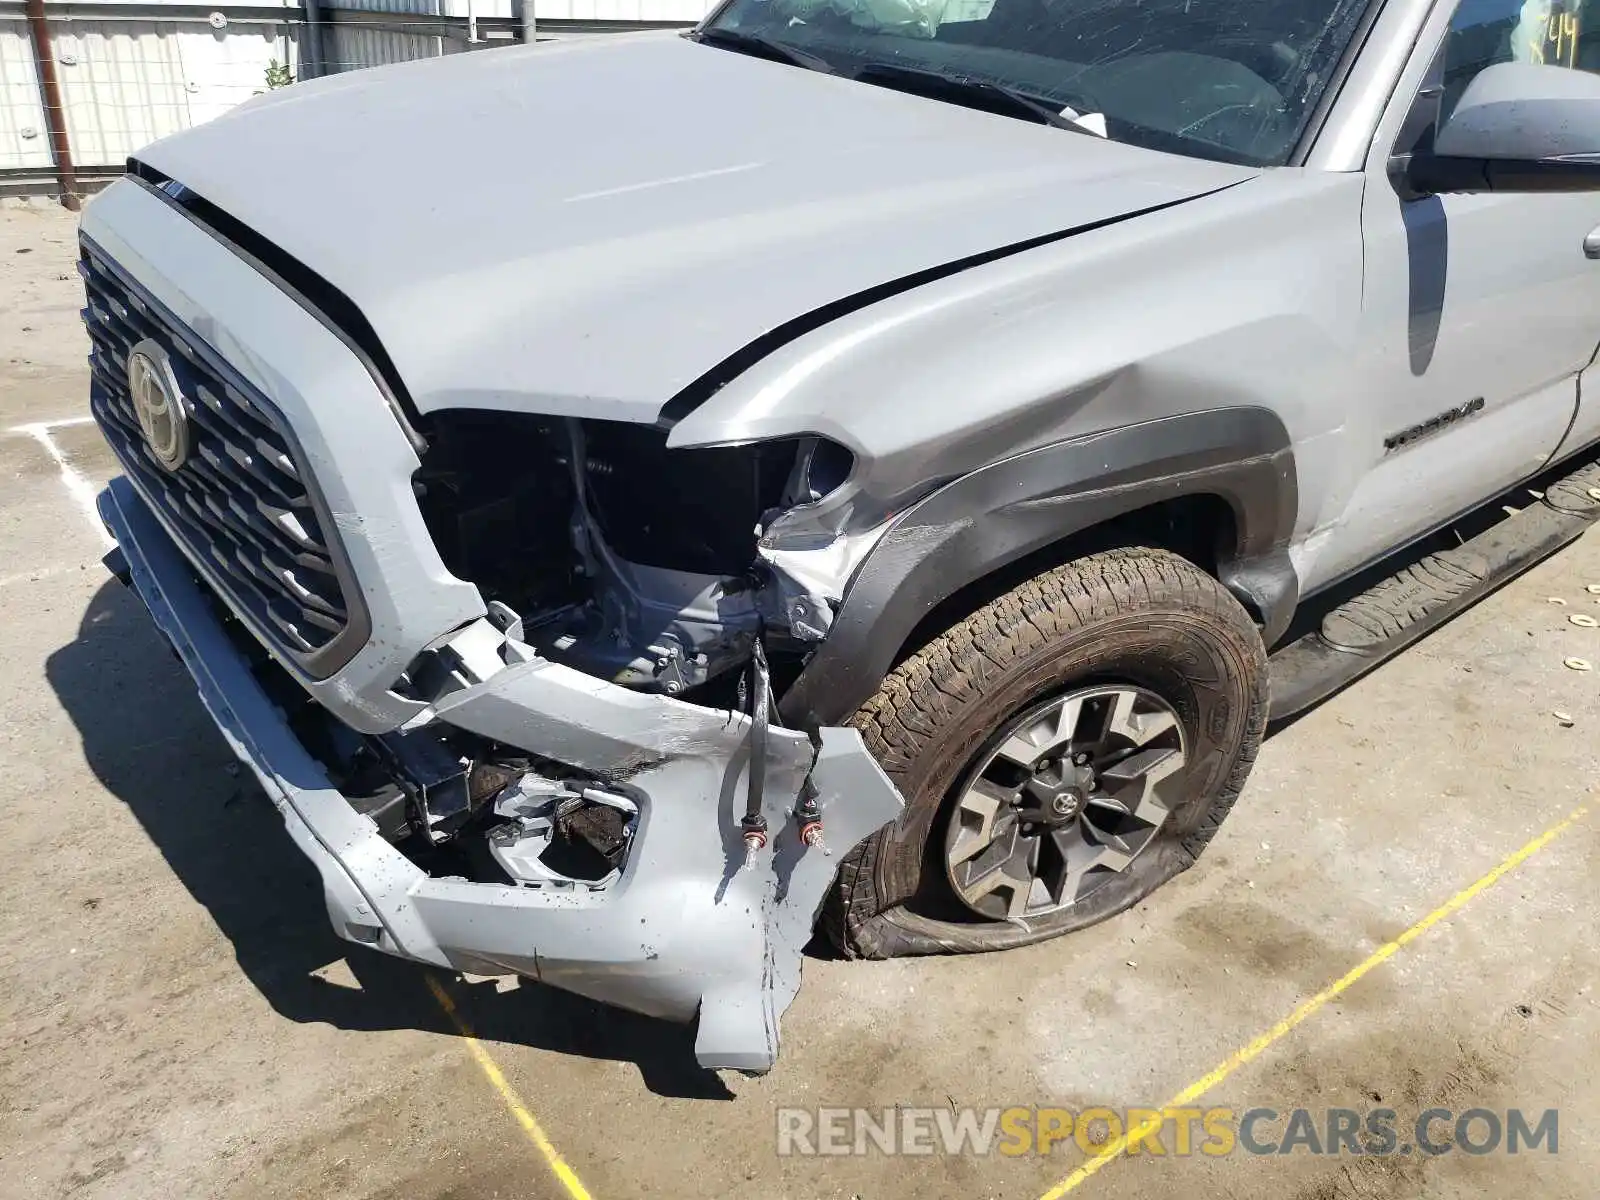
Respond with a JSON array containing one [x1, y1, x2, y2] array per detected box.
[[84, 0, 1600, 1070]]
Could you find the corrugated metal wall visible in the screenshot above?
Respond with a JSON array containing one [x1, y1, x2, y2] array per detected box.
[[51, 20, 301, 164], [50, 21, 191, 165], [3, 9, 300, 175], [323, 0, 523, 72], [1, 18, 53, 169], [333, 0, 701, 20], [327, 22, 460, 71], [339, 0, 514, 15], [4, 0, 698, 191], [537, 0, 708, 22]]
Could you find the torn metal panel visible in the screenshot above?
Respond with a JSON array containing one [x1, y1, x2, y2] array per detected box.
[[756, 521, 896, 641], [430, 644, 817, 777], [409, 728, 901, 1071]]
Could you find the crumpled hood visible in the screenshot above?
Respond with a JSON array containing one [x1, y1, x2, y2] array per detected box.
[[137, 32, 1255, 424]]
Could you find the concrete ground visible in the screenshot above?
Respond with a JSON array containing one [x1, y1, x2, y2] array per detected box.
[[2, 202, 1597, 1200]]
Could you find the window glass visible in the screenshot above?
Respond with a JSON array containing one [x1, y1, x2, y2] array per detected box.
[[704, 0, 1376, 166], [1442, 0, 1596, 118]]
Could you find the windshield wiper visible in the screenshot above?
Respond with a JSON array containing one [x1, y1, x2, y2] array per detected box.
[[853, 61, 1101, 134], [686, 28, 837, 75]]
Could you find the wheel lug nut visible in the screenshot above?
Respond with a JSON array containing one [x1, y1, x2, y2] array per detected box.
[[1073, 752, 1090, 766]]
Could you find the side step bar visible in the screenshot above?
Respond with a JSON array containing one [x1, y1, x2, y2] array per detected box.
[[1269, 458, 1600, 721]]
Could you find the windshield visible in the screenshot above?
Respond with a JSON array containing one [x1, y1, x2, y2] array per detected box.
[[700, 0, 1375, 166]]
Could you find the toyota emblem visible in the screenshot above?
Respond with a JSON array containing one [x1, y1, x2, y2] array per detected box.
[[127, 340, 191, 472]]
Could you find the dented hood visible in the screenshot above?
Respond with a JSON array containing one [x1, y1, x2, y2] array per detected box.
[[136, 32, 1254, 424]]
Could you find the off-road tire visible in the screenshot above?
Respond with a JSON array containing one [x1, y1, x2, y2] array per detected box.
[[823, 547, 1268, 959]]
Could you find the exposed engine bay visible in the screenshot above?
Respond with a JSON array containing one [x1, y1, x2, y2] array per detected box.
[[253, 410, 881, 900], [412, 411, 858, 698]]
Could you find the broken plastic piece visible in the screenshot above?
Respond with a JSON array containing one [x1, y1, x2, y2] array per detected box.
[[487, 773, 637, 889], [1060, 106, 1109, 137]]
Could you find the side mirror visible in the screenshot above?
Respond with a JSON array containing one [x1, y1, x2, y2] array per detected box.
[[1408, 61, 1600, 194]]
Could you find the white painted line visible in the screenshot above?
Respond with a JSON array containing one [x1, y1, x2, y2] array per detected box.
[[12, 422, 114, 550], [5, 414, 96, 434], [40, 414, 93, 431]]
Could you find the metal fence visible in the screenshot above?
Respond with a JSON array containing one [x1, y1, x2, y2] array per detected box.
[[2, 0, 709, 203]]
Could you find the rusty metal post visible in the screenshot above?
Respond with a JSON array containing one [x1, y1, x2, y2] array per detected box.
[[24, 0, 80, 212]]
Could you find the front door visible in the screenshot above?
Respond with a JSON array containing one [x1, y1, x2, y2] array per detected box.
[[1304, 0, 1600, 591]]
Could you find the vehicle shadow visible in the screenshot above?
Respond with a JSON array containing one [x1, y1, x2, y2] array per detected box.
[[44, 579, 734, 1101]]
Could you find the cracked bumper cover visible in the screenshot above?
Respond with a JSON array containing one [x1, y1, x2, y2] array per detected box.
[[99, 475, 902, 1072]]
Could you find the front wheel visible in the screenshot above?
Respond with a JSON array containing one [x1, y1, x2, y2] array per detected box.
[[824, 547, 1268, 959]]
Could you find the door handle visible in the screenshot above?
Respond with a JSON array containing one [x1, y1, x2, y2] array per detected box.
[[1585, 226, 1600, 259]]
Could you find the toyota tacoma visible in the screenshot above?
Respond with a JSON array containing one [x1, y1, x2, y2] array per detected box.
[[83, 0, 1600, 1070]]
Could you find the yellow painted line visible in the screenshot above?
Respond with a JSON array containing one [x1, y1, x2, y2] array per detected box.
[[425, 974, 596, 1200], [1037, 802, 1591, 1200]]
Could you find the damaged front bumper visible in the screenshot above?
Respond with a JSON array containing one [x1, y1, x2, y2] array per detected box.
[[100, 475, 902, 1072]]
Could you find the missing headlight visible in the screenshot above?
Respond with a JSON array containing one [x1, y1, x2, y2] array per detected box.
[[412, 411, 859, 700], [580, 421, 807, 575]]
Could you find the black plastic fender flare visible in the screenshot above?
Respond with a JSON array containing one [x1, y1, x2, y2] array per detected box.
[[779, 407, 1299, 729]]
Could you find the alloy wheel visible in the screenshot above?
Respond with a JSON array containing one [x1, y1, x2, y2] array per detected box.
[[942, 684, 1187, 920]]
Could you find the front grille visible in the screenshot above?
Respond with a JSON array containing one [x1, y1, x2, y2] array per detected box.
[[82, 238, 363, 676]]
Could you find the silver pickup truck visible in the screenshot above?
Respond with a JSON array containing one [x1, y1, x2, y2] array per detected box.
[[82, 0, 1600, 1071]]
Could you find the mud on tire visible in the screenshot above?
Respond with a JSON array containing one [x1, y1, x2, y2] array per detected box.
[[823, 547, 1268, 960]]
